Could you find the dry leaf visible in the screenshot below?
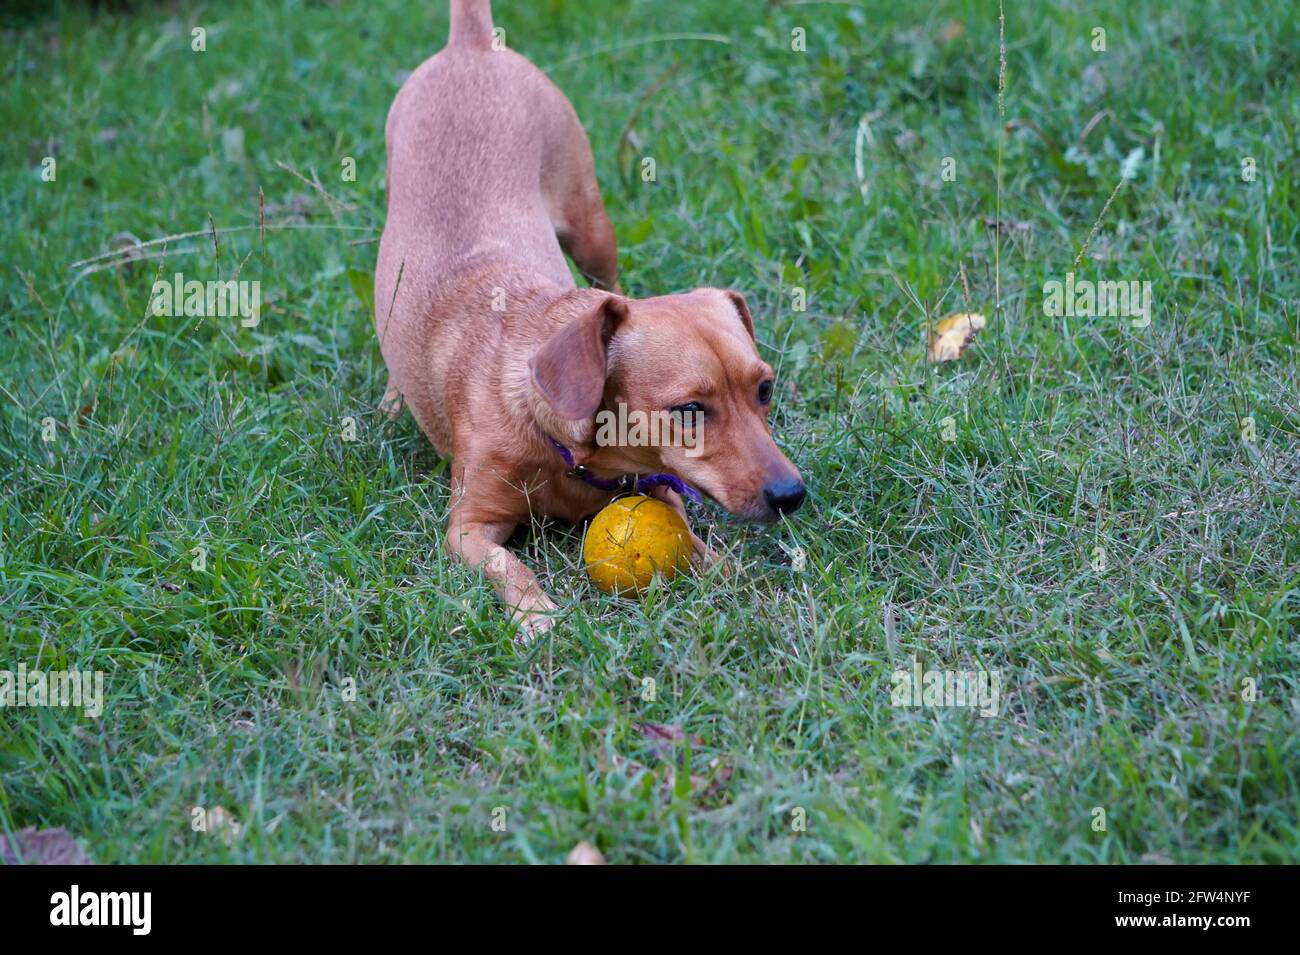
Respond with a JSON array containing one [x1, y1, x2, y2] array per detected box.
[[0, 827, 91, 865], [636, 723, 689, 741], [633, 724, 732, 799], [602, 750, 658, 779], [635, 722, 702, 763], [600, 750, 731, 800], [928, 312, 986, 363], [693, 757, 734, 801], [599, 726, 734, 803], [566, 841, 606, 865]]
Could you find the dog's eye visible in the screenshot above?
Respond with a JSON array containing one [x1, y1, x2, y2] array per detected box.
[[669, 401, 704, 420], [757, 380, 774, 404]]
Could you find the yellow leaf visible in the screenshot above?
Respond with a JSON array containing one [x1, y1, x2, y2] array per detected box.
[[928, 312, 986, 362]]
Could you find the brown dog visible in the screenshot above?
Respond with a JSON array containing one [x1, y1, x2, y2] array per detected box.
[[375, 0, 805, 637]]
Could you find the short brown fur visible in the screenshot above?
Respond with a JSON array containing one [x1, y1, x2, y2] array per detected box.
[[375, 0, 803, 636]]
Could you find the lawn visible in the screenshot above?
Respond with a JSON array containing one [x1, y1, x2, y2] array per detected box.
[[1, 0, 1297, 863]]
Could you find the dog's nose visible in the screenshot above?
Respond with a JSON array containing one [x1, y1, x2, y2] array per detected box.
[[763, 477, 806, 515]]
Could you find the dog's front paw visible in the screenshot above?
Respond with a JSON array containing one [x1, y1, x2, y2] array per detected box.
[[691, 533, 736, 578], [379, 378, 404, 420], [512, 594, 561, 644]]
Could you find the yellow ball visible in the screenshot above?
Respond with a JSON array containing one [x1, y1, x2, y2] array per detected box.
[[583, 495, 692, 595]]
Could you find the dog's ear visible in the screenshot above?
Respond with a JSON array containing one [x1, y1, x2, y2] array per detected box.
[[722, 290, 756, 341], [530, 295, 630, 420]]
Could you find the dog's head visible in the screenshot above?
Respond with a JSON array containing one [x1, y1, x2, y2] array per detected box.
[[530, 288, 805, 521]]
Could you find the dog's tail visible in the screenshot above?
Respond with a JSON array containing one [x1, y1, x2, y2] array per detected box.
[[448, 0, 495, 49]]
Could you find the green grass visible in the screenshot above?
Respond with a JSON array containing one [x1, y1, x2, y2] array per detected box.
[[2, 0, 1298, 863]]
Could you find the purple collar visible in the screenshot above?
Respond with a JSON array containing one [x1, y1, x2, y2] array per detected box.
[[548, 438, 702, 503]]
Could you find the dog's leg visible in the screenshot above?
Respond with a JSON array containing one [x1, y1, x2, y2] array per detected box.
[[380, 376, 403, 420], [445, 515, 560, 639], [557, 200, 619, 293], [543, 117, 620, 292], [650, 486, 728, 572]]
